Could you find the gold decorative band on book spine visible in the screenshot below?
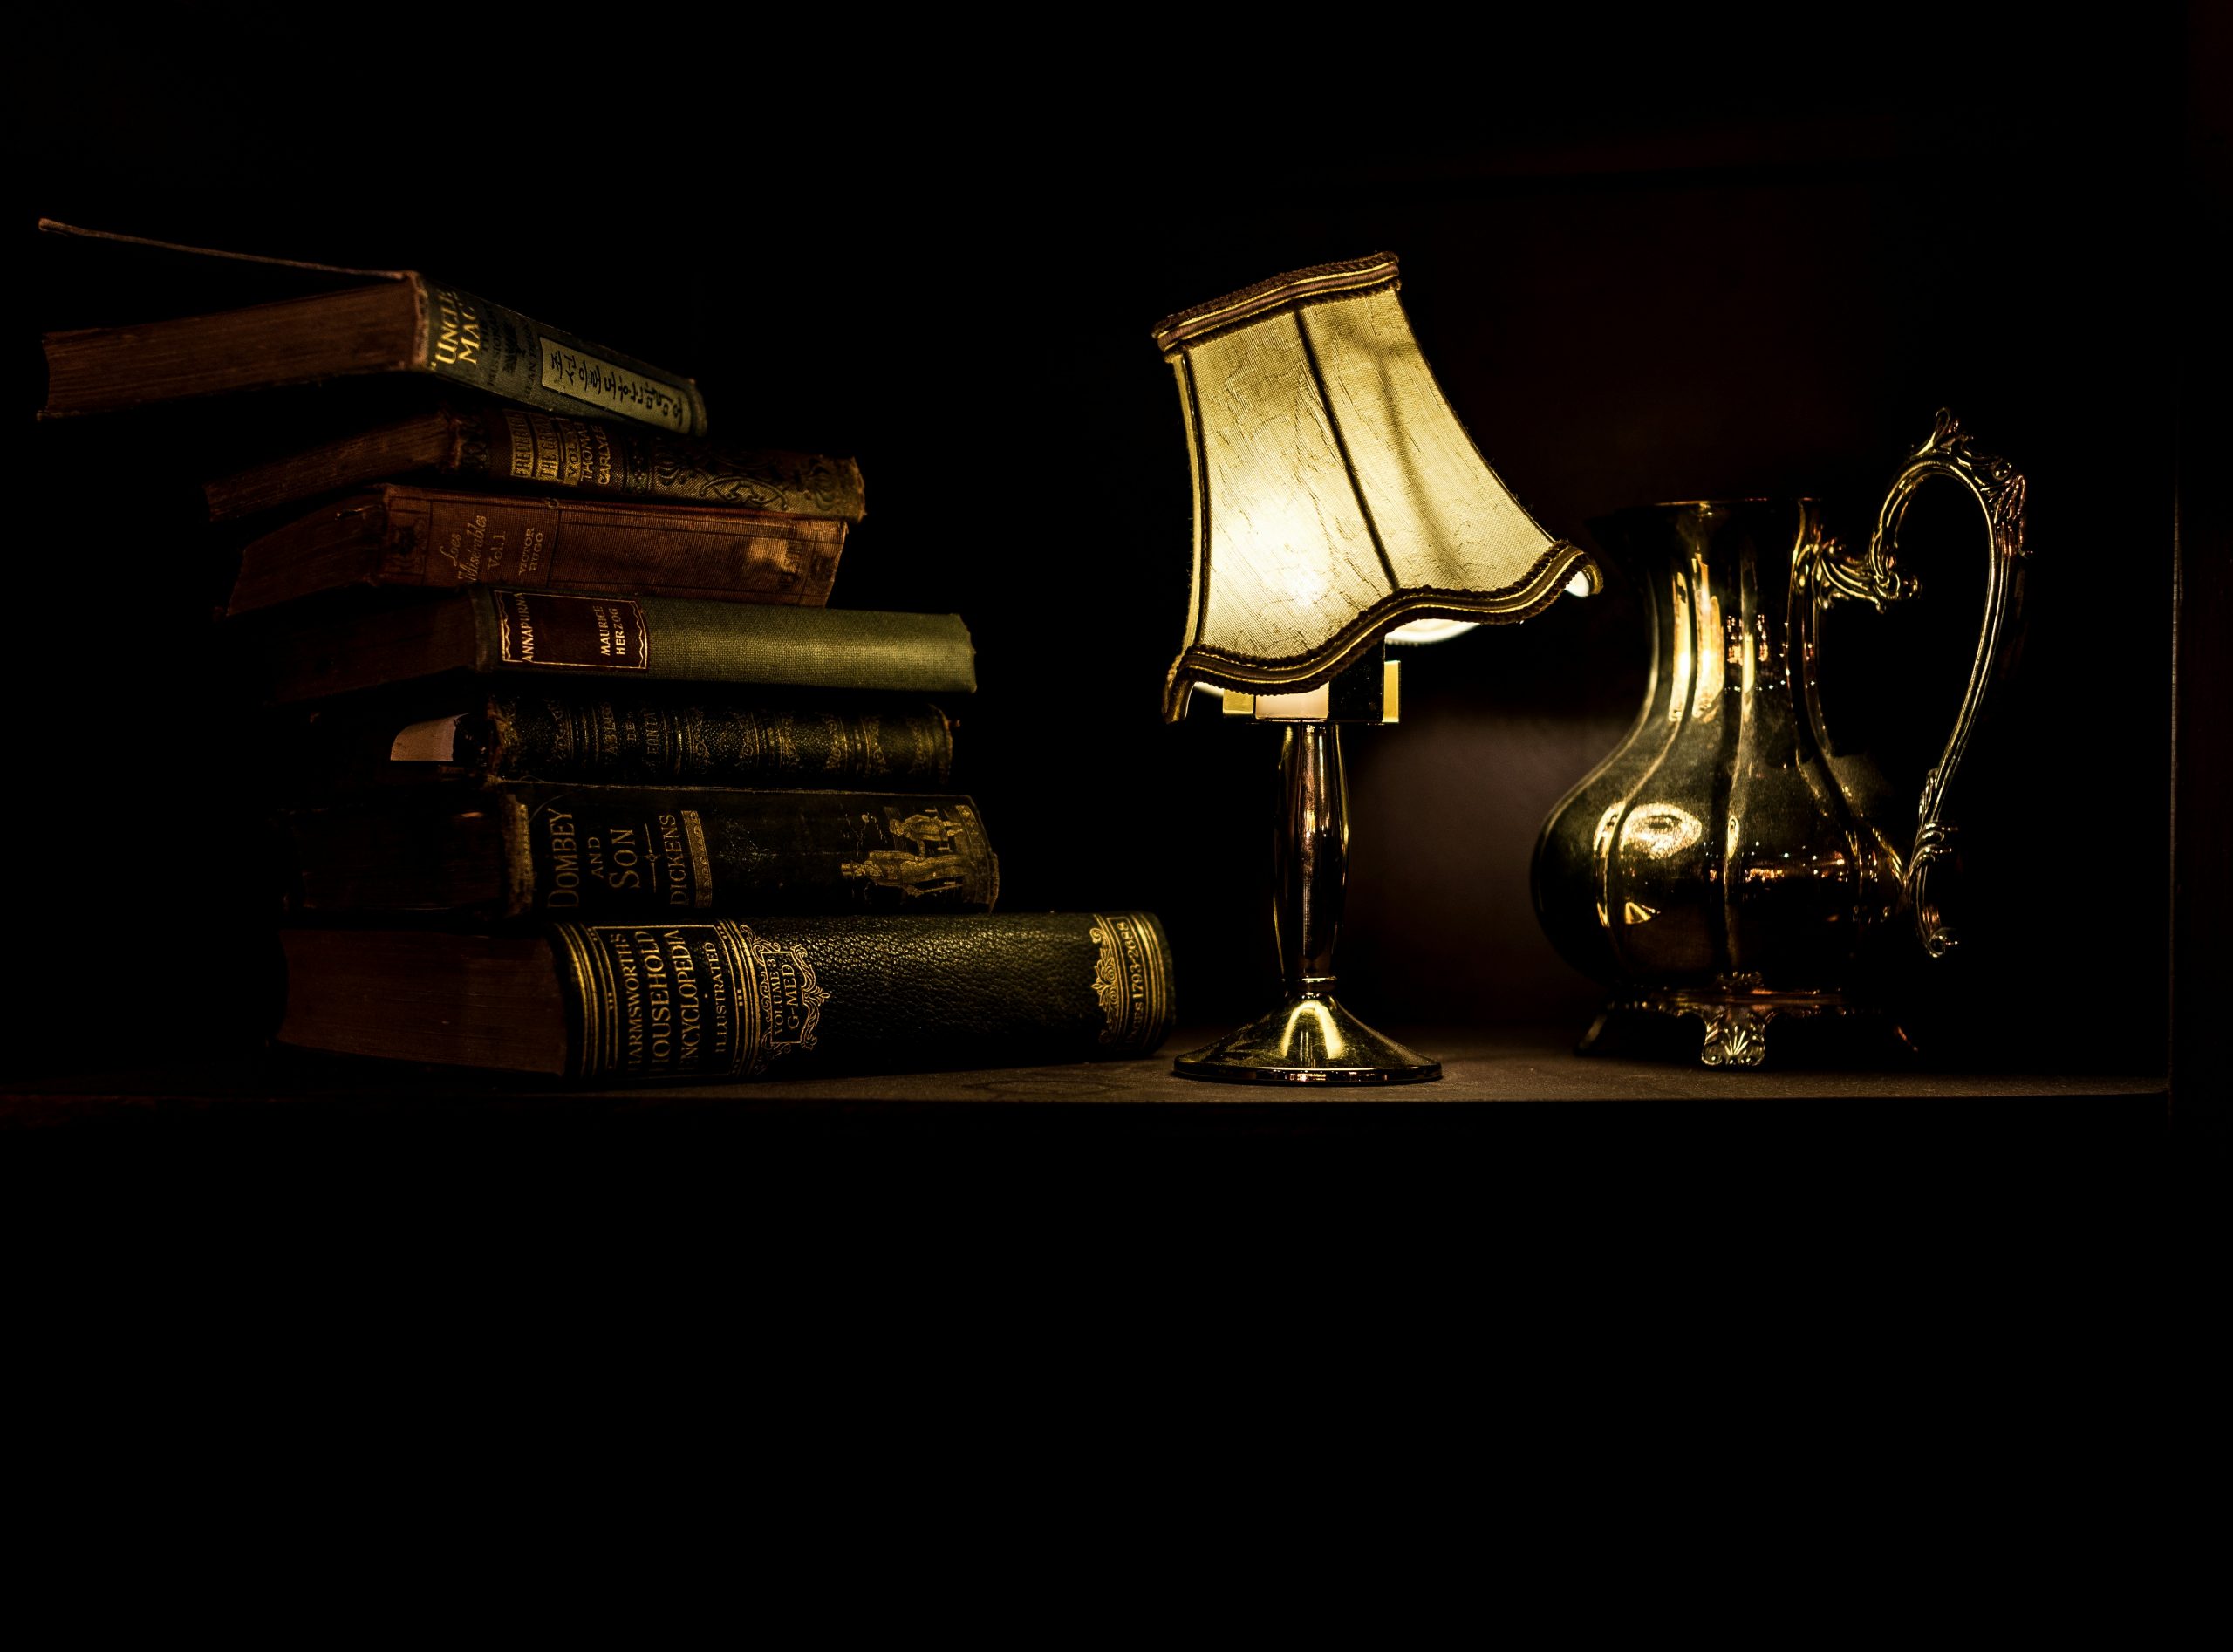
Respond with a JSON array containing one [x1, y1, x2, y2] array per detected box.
[[554, 922, 617, 1079], [729, 922, 826, 1075], [710, 921, 761, 1075], [1088, 912, 1173, 1052]]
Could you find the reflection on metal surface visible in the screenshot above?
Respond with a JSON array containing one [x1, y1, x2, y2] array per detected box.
[[1283, 997, 1347, 1061], [1532, 412, 2031, 1066], [1695, 588, 1725, 723], [1621, 804, 1704, 859], [1174, 991, 1441, 1083], [1173, 720, 1441, 1083], [1591, 802, 1623, 931]]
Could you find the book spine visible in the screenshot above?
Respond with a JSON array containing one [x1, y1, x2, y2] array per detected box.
[[415, 280, 708, 436], [464, 409, 867, 521], [475, 693, 953, 789], [550, 911, 1175, 1082], [502, 788, 997, 918], [476, 590, 978, 695], [374, 489, 845, 604]]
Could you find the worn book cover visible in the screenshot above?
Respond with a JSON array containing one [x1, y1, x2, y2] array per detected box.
[[257, 589, 976, 704], [286, 686, 955, 793], [277, 912, 1177, 1082], [38, 219, 709, 433], [280, 783, 999, 922], [225, 483, 849, 614], [203, 399, 866, 523]]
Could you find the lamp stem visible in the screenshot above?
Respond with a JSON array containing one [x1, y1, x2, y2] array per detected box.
[[1169, 708, 1437, 1082], [1274, 720, 1345, 993]]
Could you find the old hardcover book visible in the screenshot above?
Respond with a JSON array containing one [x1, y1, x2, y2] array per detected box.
[[258, 590, 976, 704], [203, 400, 866, 523], [282, 783, 999, 922], [293, 686, 954, 792], [277, 912, 1177, 1082], [38, 219, 708, 433], [225, 484, 849, 615]]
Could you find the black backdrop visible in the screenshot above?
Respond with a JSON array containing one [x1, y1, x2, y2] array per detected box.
[[6, 4, 2205, 1082]]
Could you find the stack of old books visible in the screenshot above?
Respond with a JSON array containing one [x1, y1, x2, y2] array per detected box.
[[37, 218, 1173, 1086]]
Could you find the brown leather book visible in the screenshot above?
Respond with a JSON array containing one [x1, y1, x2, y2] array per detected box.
[[202, 399, 866, 524], [225, 484, 849, 615], [37, 218, 707, 433]]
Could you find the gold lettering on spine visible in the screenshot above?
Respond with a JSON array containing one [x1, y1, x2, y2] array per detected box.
[[698, 932, 734, 1070], [722, 922, 826, 1075], [659, 928, 705, 1071], [611, 926, 648, 1070], [504, 411, 538, 481], [499, 590, 538, 663], [682, 811, 714, 909], [1088, 914, 1169, 1053], [516, 524, 546, 580], [558, 419, 585, 487], [430, 287, 482, 366], [637, 926, 670, 1067], [564, 922, 762, 1082], [502, 411, 617, 492], [494, 592, 648, 672]]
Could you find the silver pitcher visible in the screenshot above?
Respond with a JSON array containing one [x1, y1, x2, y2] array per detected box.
[[1530, 412, 2029, 1067]]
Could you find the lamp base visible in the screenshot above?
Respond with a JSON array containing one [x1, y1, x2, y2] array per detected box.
[[1171, 992, 1442, 1084]]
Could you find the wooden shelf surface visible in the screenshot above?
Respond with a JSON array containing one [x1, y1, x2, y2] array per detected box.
[[2, 1023, 2168, 1128]]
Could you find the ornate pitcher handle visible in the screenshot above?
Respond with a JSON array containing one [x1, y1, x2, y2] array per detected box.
[[1812, 409, 2031, 957]]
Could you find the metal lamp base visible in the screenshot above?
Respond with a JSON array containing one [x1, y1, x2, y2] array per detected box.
[[1172, 992, 1442, 1085]]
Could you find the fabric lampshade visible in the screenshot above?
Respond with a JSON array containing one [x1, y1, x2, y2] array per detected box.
[[1153, 252, 1595, 720]]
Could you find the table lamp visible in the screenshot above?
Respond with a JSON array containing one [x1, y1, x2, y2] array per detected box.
[[1152, 252, 1597, 1082]]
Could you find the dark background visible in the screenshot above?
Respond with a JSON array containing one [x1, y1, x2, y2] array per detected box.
[[6, 3, 2214, 1086]]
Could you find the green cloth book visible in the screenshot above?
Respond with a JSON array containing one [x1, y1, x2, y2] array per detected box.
[[257, 589, 976, 705]]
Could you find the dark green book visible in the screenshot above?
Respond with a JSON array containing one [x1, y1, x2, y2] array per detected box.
[[281, 783, 998, 923], [290, 685, 955, 794], [277, 912, 1178, 1082], [258, 588, 975, 704]]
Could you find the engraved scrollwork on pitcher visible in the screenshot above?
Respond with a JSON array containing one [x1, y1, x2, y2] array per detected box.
[[1804, 529, 1917, 611], [1805, 409, 2030, 957]]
